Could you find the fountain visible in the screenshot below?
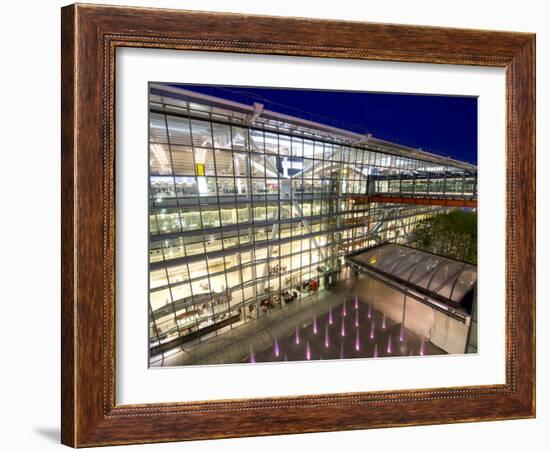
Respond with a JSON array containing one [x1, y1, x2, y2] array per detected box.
[[328, 306, 333, 325], [249, 344, 256, 363], [247, 290, 438, 364], [342, 300, 347, 317], [367, 303, 372, 319], [354, 291, 359, 309]]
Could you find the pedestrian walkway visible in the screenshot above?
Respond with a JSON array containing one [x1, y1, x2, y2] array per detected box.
[[154, 276, 444, 366]]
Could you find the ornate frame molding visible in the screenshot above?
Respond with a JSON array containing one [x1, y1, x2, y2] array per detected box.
[[61, 4, 535, 447]]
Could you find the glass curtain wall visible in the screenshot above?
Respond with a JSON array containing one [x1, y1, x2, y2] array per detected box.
[[148, 88, 476, 362]]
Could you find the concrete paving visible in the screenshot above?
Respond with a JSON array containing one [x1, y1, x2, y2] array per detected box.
[[153, 274, 445, 367]]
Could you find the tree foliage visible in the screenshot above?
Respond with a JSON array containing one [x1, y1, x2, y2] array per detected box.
[[409, 209, 477, 264]]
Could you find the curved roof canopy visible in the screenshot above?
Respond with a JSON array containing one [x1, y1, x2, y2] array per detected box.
[[149, 83, 477, 173], [346, 243, 476, 321]]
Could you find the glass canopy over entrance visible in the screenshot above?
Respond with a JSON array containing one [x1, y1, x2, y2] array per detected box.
[[346, 243, 477, 320]]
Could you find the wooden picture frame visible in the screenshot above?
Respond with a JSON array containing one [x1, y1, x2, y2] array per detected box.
[[61, 3, 535, 447]]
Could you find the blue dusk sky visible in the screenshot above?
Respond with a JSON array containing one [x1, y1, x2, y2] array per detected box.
[[174, 84, 478, 165]]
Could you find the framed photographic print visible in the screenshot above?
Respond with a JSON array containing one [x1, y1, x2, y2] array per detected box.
[[61, 3, 536, 447]]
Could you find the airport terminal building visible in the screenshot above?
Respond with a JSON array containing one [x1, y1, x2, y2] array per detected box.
[[148, 84, 478, 365]]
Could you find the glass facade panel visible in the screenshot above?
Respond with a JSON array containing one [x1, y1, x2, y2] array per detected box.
[[149, 143, 172, 175], [170, 145, 194, 176]]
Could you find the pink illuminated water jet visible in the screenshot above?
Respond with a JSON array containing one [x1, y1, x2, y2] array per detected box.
[[419, 338, 425, 356], [369, 320, 375, 340], [354, 292, 359, 309], [387, 334, 392, 354], [354, 310, 359, 328], [367, 304, 372, 319], [295, 327, 300, 345], [324, 324, 330, 348], [249, 345, 255, 363], [313, 317, 318, 334], [355, 329, 360, 351], [382, 314, 386, 329], [306, 341, 311, 360], [328, 306, 333, 325], [274, 339, 280, 357], [342, 301, 347, 317], [341, 317, 346, 337], [399, 324, 404, 342]]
